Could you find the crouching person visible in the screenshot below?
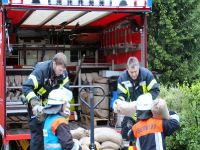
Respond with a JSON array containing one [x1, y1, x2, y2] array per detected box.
[[128, 94, 180, 150], [43, 87, 81, 150]]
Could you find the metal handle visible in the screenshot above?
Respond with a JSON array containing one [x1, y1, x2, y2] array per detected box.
[[78, 85, 105, 150], [79, 85, 105, 109]]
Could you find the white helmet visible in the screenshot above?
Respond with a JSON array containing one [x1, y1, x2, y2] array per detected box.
[[136, 93, 153, 111], [48, 87, 73, 105]]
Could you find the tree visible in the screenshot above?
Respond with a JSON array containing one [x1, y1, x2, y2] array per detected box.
[[148, 0, 200, 84]]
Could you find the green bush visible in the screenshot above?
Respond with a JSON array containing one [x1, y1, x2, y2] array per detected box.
[[158, 82, 200, 150]]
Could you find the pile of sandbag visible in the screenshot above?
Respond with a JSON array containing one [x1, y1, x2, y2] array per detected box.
[[80, 73, 110, 119], [6, 75, 28, 101], [71, 127, 122, 150], [6, 90, 22, 101], [94, 127, 123, 150], [6, 75, 28, 87]]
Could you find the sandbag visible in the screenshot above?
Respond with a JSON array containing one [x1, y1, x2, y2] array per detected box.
[[81, 145, 90, 150], [94, 127, 123, 145], [116, 100, 137, 117], [14, 75, 22, 86], [101, 141, 120, 150], [94, 96, 109, 109], [71, 127, 87, 140], [73, 139, 81, 145], [94, 77, 108, 84], [93, 83, 109, 96], [151, 98, 170, 119], [8, 75, 15, 86], [94, 109, 109, 118], [91, 72, 99, 82], [86, 73, 93, 83], [80, 91, 90, 115], [79, 137, 101, 150], [81, 74, 87, 82]]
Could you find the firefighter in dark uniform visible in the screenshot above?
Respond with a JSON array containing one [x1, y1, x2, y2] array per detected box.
[[22, 52, 70, 150], [114, 56, 160, 140]]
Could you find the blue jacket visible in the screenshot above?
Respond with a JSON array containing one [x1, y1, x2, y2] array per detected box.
[[117, 67, 160, 101], [43, 114, 74, 150], [44, 114, 63, 150]]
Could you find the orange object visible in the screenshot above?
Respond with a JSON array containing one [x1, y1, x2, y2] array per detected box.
[[132, 118, 163, 138]]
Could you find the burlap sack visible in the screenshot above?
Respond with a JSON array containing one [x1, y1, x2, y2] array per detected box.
[[73, 139, 81, 145], [94, 96, 109, 110], [93, 83, 109, 96], [80, 91, 90, 115], [71, 127, 87, 140], [101, 141, 120, 150], [86, 73, 93, 83], [117, 101, 137, 117], [151, 99, 170, 119], [81, 145, 90, 150], [94, 127, 122, 145], [8, 75, 15, 86], [94, 109, 109, 118], [79, 137, 101, 150], [91, 72, 99, 82], [14, 75, 22, 86], [81, 74, 87, 82], [94, 77, 108, 84]]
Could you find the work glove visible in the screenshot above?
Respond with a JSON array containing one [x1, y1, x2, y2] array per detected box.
[[32, 105, 45, 122], [30, 98, 45, 121]]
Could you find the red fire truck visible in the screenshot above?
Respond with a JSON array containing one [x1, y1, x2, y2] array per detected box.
[[0, 0, 152, 149]]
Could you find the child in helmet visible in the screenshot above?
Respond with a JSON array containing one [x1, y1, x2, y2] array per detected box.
[[128, 93, 180, 150], [43, 87, 81, 150]]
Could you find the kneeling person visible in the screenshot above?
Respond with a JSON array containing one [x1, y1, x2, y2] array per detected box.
[[43, 87, 81, 150]]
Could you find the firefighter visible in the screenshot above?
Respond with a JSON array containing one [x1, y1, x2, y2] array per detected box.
[[22, 52, 70, 150], [113, 56, 160, 140], [128, 93, 180, 150], [43, 87, 81, 150]]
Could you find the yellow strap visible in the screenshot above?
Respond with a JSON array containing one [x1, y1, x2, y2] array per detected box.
[[60, 77, 69, 87], [26, 92, 36, 102], [37, 87, 47, 96], [127, 87, 131, 101], [28, 75, 38, 90], [147, 79, 157, 91], [142, 85, 147, 94], [118, 83, 127, 94]]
